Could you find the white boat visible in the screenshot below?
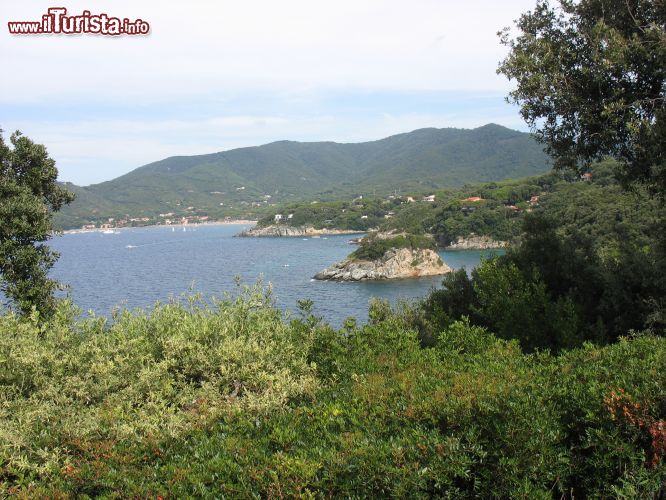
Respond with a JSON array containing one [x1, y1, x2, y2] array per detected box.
[[102, 229, 115, 234]]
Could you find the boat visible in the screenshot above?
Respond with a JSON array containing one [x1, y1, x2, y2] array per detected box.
[[102, 229, 115, 234]]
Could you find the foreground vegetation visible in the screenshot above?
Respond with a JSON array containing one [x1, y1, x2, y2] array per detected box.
[[0, 285, 664, 497]]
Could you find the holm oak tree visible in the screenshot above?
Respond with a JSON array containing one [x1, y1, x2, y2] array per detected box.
[[0, 130, 74, 318], [498, 0, 666, 196]]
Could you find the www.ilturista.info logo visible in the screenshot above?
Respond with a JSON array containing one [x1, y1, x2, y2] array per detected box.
[[8, 7, 150, 36]]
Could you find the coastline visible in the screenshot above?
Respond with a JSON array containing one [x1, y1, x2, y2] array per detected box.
[[60, 220, 258, 235], [236, 225, 367, 238]]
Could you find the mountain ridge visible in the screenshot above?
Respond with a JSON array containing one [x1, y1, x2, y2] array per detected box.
[[56, 123, 550, 228]]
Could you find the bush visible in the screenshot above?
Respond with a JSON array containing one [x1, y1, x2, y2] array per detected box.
[[0, 283, 318, 487], [351, 234, 437, 261], [0, 288, 664, 497]]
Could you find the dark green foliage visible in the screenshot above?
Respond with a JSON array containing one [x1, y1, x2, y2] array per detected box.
[[351, 234, 437, 261], [381, 174, 549, 244], [473, 256, 582, 352], [419, 257, 582, 353], [498, 0, 666, 196], [418, 160, 666, 351], [0, 130, 74, 318], [249, 161, 627, 246], [54, 124, 549, 229], [430, 200, 520, 245], [381, 202, 436, 235], [421, 269, 481, 332], [3, 296, 664, 497]]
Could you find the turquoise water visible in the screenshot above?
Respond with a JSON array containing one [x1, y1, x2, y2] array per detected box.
[[47, 224, 502, 326]]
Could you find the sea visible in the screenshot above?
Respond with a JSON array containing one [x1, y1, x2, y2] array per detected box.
[[45, 224, 501, 327]]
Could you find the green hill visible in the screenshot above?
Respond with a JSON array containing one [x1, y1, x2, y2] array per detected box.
[[56, 124, 550, 229]]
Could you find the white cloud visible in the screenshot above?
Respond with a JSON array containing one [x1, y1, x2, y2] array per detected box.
[[1, 0, 538, 184], [1, 0, 535, 102]]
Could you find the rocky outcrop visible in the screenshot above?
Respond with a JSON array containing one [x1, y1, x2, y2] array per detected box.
[[441, 235, 508, 250], [314, 247, 451, 281], [348, 231, 403, 245], [236, 225, 364, 237]]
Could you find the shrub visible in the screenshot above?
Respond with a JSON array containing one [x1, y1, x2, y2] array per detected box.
[[351, 234, 437, 261], [0, 283, 318, 485], [1, 289, 664, 497]]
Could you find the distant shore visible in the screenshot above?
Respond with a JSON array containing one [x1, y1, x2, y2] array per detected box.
[[237, 224, 366, 238], [61, 220, 258, 235]]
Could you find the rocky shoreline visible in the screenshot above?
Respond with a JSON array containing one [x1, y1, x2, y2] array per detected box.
[[440, 235, 508, 250], [236, 225, 365, 237], [314, 247, 451, 281]]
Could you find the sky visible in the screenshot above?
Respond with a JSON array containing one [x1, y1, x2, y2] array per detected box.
[[1, 0, 537, 186]]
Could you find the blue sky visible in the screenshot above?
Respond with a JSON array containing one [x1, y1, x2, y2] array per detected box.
[[1, 0, 537, 185]]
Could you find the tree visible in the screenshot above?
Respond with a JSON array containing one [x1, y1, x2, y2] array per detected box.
[[0, 130, 74, 318], [498, 0, 666, 196]]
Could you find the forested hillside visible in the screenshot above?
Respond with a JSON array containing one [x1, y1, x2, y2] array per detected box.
[[55, 124, 548, 229], [256, 160, 634, 247]]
